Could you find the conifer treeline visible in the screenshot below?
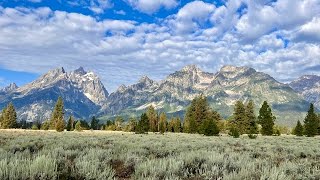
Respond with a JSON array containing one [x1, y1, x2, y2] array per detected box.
[[1, 95, 320, 137]]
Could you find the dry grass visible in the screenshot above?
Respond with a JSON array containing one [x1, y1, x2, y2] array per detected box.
[[0, 129, 319, 180]]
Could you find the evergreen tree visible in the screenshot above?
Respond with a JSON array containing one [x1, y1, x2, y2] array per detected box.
[[75, 121, 82, 131], [246, 100, 258, 135], [194, 95, 210, 133], [258, 101, 276, 136], [233, 101, 247, 134], [167, 118, 175, 132], [294, 120, 303, 136], [136, 113, 149, 134], [182, 118, 190, 133], [184, 95, 210, 133], [229, 126, 240, 138], [146, 105, 158, 132], [115, 116, 124, 131], [56, 118, 65, 132], [126, 117, 137, 132], [317, 114, 320, 135], [2, 102, 17, 129], [90, 116, 99, 130], [203, 117, 219, 136], [81, 120, 90, 130], [304, 103, 318, 137], [0, 107, 6, 128], [159, 112, 167, 134], [50, 97, 64, 129], [66, 116, 75, 131], [173, 117, 182, 133], [41, 120, 50, 130]]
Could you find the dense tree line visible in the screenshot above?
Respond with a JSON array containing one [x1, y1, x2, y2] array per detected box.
[[1, 96, 319, 137]]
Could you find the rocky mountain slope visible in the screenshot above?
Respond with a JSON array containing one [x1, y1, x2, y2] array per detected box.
[[102, 65, 310, 126], [289, 75, 320, 109], [0, 67, 108, 121], [0, 65, 315, 126]]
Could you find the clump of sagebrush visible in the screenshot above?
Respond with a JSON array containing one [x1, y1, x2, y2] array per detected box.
[[0, 130, 320, 180]]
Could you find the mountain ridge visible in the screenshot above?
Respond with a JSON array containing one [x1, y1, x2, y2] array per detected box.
[[0, 65, 317, 126], [0, 67, 108, 121], [289, 75, 320, 109]]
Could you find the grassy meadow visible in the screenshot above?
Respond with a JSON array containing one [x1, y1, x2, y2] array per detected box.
[[0, 130, 319, 180]]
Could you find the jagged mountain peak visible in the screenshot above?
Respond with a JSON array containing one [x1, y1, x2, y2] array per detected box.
[[73, 66, 87, 75], [117, 84, 127, 92], [48, 67, 66, 76], [290, 75, 320, 90], [139, 75, 153, 84], [292, 75, 320, 83], [0, 83, 18, 93], [181, 64, 201, 73]]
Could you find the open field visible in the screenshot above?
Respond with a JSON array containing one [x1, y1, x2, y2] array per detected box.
[[0, 130, 319, 180]]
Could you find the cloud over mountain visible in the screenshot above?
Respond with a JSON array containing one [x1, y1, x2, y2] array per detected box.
[[0, 0, 319, 92]]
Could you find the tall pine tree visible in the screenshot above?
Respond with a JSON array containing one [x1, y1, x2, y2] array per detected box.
[[258, 101, 276, 136], [0, 107, 6, 128], [136, 113, 149, 134], [50, 97, 64, 130], [246, 100, 258, 134], [146, 105, 158, 132], [317, 114, 320, 135], [2, 103, 17, 129], [127, 117, 137, 132], [304, 103, 318, 137], [203, 112, 220, 136], [66, 116, 75, 131], [90, 116, 99, 130], [184, 95, 211, 133], [294, 120, 303, 136], [184, 100, 196, 133], [232, 101, 247, 134], [173, 117, 182, 133], [158, 112, 167, 134]]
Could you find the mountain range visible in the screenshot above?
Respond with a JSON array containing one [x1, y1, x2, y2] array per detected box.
[[0, 65, 319, 126]]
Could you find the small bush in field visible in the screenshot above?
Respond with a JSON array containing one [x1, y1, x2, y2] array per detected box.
[[248, 134, 258, 139]]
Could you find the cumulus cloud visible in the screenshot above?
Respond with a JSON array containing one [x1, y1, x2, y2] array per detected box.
[[236, 0, 320, 41], [0, 0, 320, 91], [166, 1, 216, 34], [125, 0, 178, 14], [293, 17, 320, 43]]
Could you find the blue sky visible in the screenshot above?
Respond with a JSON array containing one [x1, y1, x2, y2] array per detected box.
[[0, 0, 319, 92]]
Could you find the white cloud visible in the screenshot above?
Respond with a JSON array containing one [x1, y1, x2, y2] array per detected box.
[[89, 0, 112, 14], [293, 17, 320, 43], [167, 1, 215, 34], [125, 0, 178, 14], [114, 10, 126, 15], [236, 0, 320, 41], [0, 1, 320, 92]]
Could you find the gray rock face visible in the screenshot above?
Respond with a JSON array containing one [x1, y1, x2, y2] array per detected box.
[[0, 83, 18, 94], [103, 65, 310, 126], [0, 67, 108, 122], [289, 75, 320, 109]]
